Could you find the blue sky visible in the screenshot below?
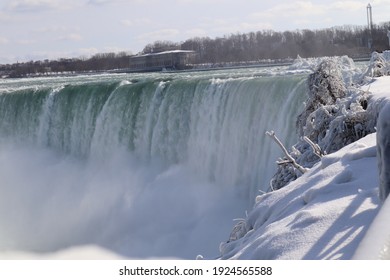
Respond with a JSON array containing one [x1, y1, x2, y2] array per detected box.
[[1, 0, 389, 63]]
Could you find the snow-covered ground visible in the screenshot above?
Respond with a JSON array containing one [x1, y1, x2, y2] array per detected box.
[[219, 132, 380, 259]]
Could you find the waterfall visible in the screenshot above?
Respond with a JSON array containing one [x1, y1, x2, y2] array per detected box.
[[0, 70, 307, 258]]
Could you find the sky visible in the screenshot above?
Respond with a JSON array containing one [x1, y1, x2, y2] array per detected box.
[[0, 0, 390, 64]]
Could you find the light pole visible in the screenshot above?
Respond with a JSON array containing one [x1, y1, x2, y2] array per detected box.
[[367, 3, 373, 50]]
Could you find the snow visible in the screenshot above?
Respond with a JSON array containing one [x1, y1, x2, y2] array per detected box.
[[219, 133, 380, 259], [354, 189, 390, 259]]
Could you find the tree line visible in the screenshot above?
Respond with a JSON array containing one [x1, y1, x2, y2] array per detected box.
[[174, 22, 390, 63], [1, 22, 390, 77], [0, 51, 133, 78]]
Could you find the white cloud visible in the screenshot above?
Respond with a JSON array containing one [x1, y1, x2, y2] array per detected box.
[[239, 22, 274, 32], [87, 0, 111, 5], [87, 0, 135, 6], [75, 47, 99, 58], [137, 29, 180, 42], [100, 46, 131, 54], [174, 0, 225, 4], [0, 12, 12, 22], [120, 18, 152, 27], [184, 28, 208, 37], [247, 1, 375, 30], [34, 26, 80, 33], [251, 1, 326, 20], [79, 47, 99, 54], [196, 17, 237, 34], [255, 1, 367, 17], [120, 19, 133, 27], [0, 37, 9, 44], [17, 39, 35, 45], [373, 0, 390, 4], [371, 0, 390, 23], [15, 47, 99, 62], [6, 0, 80, 12], [57, 33, 83, 41], [7, 0, 60, 12], [330, 1, 366, 11]]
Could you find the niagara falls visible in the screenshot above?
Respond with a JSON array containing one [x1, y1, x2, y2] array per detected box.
[[0, 67, 308, 259], [2, 1, 390, 270]]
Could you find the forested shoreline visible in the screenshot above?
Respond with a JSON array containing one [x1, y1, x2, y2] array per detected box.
[[1, 22, 390, 78]]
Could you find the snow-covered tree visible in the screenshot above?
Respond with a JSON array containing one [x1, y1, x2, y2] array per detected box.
[[269, 56, 376, 190]]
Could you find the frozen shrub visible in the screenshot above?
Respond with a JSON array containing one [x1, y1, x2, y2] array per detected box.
[[296, 58, 346, 137], [270, 56, 376, 190], [363, 51, 390, 78]]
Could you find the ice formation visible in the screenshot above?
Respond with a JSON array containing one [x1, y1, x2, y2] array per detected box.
[[270, 56, 376, 190]]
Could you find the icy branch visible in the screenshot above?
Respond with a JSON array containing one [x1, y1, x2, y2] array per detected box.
[[277, 159, 294, 165], [266, 131, 308, 174], [303, 136, 325, 158]]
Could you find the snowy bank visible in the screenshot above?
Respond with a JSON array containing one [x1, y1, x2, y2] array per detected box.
[[219, 53, 390, 260], [354, 184, 390, 259], [219, 133, 379, 259]]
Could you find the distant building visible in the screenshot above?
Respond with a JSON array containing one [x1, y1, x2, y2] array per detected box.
[[129, 50, 196, 72]]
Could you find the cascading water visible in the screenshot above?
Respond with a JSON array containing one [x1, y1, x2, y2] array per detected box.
[[0, 69, 307, 259]]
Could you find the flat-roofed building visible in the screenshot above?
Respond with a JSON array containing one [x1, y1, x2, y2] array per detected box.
[[129, 50, 196, 71]]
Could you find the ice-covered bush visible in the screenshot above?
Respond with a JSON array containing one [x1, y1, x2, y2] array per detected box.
[[270, 56, 376, 190], [296, 58, 347, 136], [363, 51, 390, 79]]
